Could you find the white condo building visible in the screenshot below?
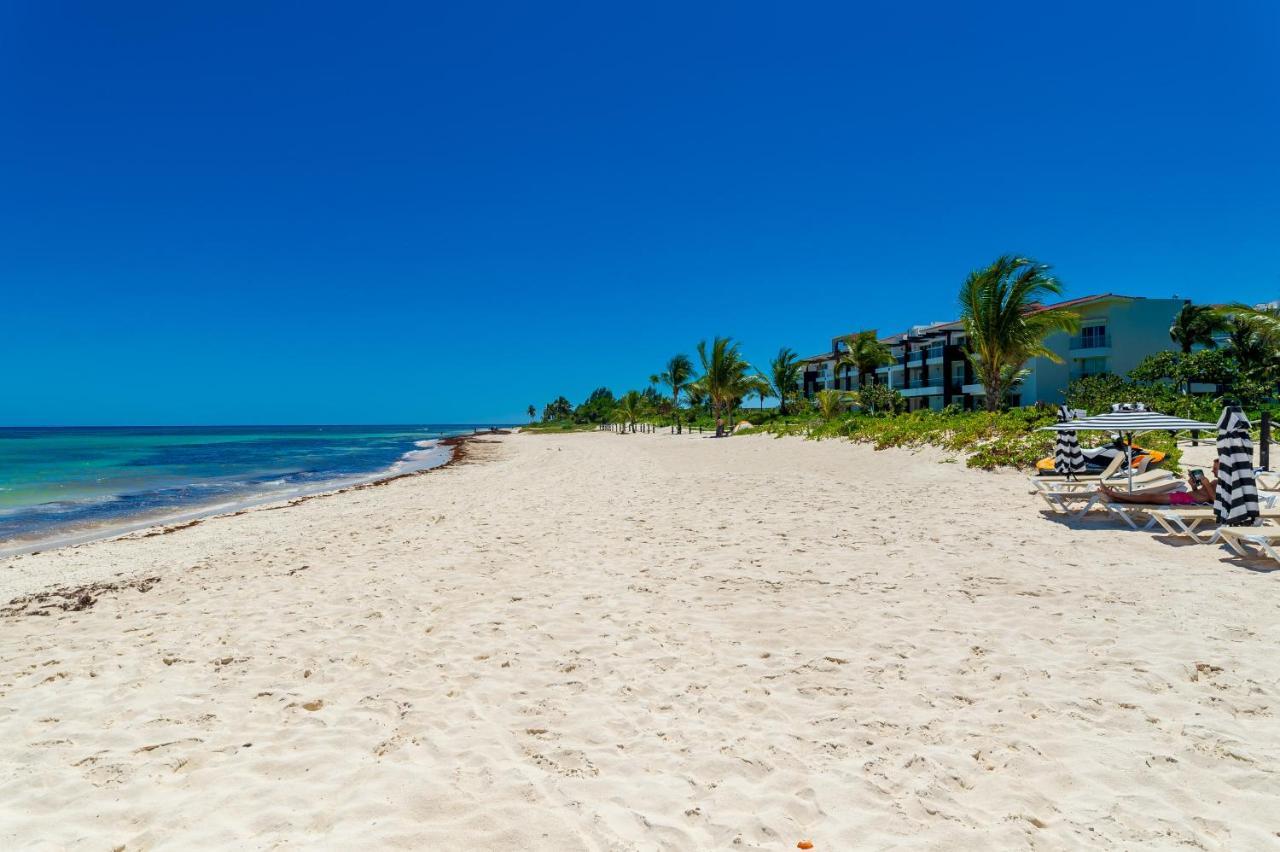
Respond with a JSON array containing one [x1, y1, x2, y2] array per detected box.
[[799, 294, 1191, 410]]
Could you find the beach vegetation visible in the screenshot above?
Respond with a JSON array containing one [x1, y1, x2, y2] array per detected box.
[[572, 388, 617, 424], [855, 382, 905, 416], [742, 405, 1183, 472], [768, 347, 803, 415], [959, 256, 1080, 411], [1223, 312, 1280, 385], [616, 390, 645, 433], [814, 389, 852, 420], [541, 395, 573, 422], [1169, 302, 1229, 353], [834, 331, 895, 398], [651, 355, 695, 433], [1129, 349, 1238, 398], [691, 337, 760, 434], [522, 285, 1269, 469], [728, 372, 770, 426]]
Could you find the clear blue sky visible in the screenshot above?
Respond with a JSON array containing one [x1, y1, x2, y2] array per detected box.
[[2, 2, 1277, 425]]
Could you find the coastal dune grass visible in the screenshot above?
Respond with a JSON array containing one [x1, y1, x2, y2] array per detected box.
[[739, 408, 1184, 472]]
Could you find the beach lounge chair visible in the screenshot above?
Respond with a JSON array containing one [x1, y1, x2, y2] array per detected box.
[[1098, 494, 1179, 530], [1097, 481, 1280, 532], [1067, 477, 1199, 528], [1218, 526, 1280, 563], [1255, 470, 1280, 492], [1028, 455, 1126, 492], [1036, 469, 1181, 517], [1150, 507, 1280, 545]]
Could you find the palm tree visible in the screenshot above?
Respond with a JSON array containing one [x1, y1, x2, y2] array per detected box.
[[526, 404, 536, 422], [694, 337, 757, 435], [752, 370, 771, 412], [729, 371, 770, 423], [1169, 303, 1228, 353], [651, 353, 695, 434], [685, 383, 709, 419], [616, 390, 644, 433], [959, 255, 1080, 412], [814, 388, 851, 420], [835, 330, 895, 391], [1215, 307, 1280, 386], [768, 347, 802, 415], [834, 330, 895, 412]]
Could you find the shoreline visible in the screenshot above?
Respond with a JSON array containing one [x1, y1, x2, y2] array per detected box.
[[0, 431, 503, 562]]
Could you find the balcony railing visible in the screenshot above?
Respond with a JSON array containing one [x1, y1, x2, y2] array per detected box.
[[1070, 333, 1111, 350], [1069, 370, 1111, 381], [907, 377, 944, 389]]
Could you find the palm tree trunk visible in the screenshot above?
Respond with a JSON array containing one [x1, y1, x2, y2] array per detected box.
[[984, 371, 1002, 412]]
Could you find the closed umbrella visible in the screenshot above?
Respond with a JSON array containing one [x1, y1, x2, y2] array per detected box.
[[1041, 403, 1218, 492], [1214, 405, 1259, 527], [1053, 404, 1086, 480]]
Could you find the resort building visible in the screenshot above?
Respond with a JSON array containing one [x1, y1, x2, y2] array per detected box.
[[799, 294, 1190, 411]]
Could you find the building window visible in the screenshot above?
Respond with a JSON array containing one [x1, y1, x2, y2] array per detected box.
[[1074, 356, 1108, 378], [1075, 323, 1108, 349]]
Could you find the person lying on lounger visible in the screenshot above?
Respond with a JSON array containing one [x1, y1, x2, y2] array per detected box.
[[1099, 461, 1217, 506]]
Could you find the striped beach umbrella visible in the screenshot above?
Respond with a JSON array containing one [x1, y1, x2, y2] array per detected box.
[[1214, 405, 1259, 527], [1041, 403, 1218, 492], [1053, 404, 1086, 479]]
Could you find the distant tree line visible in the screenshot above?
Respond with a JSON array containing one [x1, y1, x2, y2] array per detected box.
[[529, 256, 1280, 432]]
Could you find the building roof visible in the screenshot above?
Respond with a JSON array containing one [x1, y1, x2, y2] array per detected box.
[[1024, 293, 1144, 314]]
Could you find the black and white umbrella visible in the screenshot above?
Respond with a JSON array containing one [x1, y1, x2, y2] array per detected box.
[[1214, 405, 1259, 527], [1053, 404, 1086, 479], [1041, 403, 1218, 492]]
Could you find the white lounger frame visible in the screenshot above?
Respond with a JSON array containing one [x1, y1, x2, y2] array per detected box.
[[1218, 526, 1280, 563]]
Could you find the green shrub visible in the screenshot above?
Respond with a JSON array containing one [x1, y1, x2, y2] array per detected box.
[[745, 406, 1070, 470], [520, 421, 600, 433]]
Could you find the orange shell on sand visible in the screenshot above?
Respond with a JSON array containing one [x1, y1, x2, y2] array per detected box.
[[797, 843, 814, 850]]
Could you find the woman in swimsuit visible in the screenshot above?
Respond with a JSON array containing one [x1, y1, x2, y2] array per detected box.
[[1099, 460, 1217, 506]]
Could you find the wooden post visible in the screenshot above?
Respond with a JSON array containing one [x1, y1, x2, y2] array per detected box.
[[1262, 411, 1271, 470]]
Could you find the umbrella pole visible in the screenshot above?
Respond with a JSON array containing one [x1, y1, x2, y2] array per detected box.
[[1127, 433, 1134, 494]]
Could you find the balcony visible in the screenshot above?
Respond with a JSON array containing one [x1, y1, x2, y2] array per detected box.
[[1069, 333, 1111, 352], [901, 377, 944, 397]]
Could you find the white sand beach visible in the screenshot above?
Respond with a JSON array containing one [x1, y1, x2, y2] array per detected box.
[[1, 432, 1278, 849]]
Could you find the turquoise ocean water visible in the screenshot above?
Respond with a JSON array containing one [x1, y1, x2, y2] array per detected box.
[[0, 425, 493, 548]]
